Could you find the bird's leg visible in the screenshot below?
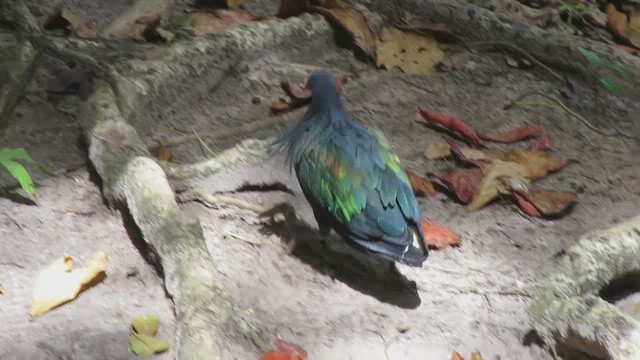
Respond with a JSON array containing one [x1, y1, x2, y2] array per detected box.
[[313, 208, 333, 249], [258, 202, 300, 252]]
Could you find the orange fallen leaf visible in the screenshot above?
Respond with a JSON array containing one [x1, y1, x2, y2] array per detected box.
[[191, 10, 261, 36], [478, 124, 542, 143], [528, 132, 553, 151], [507, 178, 577, 217], [452, 351, 465, 360], [407, 169, 437, 196], [422, 218, 461, 249], [270, 98, 292, 113], [494, 149, 567, 180], [415, 108, 484, 147], [261, 338, 307, 360], [311, 6, 376, 58], [431, 167, 485, 204]]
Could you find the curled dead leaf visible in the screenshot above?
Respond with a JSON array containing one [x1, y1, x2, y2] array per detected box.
[[478, 124, 543, 143], [422, 218, 461, 249], [431, 167, 485, 204], [406, 169, 437, 196], [415, 108, 484, 147], [262, 338, 308, 360], [376, 27, 444, 75], [311, 6, 376, 58], [444, 137, 487, 165], [43, 8, 97, 39], [30, 251, 108, 319]]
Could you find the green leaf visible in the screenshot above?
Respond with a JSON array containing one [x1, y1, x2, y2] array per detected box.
[[130, 333, 169, 357], [578, 47, 603, 67], [604, 62, 629, 78], [132, 315, 160, 336], [0, 159, 35, 196], [0, 148, 33, 162], [600, 78, 621, 96]]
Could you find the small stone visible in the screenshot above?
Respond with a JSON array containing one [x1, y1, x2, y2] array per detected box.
[[251, 96, 261, 104]]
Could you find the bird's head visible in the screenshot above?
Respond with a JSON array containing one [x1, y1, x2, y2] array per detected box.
[[304, 71, 342, 112]]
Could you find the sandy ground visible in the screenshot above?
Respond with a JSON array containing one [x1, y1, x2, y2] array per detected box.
[[1, 0, 640, 359]]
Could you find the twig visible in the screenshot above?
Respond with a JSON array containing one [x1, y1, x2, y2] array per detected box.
[[225, 232, 272, 247], [505, 91, 638, 140], [176, 188, 265, 213], [193, 129, 216, 158], [464, 41, 566, 85]]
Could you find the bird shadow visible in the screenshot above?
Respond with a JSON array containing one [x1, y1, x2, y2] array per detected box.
[[259, 204, 421, 309]]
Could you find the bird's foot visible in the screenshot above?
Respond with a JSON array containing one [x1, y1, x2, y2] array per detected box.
[[258, 201, 298, 224]]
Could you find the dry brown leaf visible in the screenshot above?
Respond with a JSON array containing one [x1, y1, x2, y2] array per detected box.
[[311, 6, 376, 58], [607, 4, 640, 47], [468, 160, 530, 211], [422, 218, 461, 249], [452, 352, 465, 360], [470, 352, 484, 360], [43, 8, 97, 39], [407, 169, 437, 196], [376, 27, 444, 75], [30, 251, 108, 319], [0, 282, 4, 295], [493, 150, 567, 180], [191, 10, 260, 36]]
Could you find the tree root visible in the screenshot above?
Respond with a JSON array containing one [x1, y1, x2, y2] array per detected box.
[[529, 216, 640, 360]]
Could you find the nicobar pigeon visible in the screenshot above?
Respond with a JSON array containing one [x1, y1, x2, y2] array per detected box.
[[272, 71, 428, 267]]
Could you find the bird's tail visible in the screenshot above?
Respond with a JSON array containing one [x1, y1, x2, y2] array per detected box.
[[399, 224, 429, 267]]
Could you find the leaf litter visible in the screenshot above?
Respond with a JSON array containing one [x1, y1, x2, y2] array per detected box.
[[130, 315, 170, 357]]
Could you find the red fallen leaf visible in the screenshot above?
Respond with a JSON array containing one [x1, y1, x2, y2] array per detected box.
[[281, 81, 312, 102], [261, 352, 291, 360], [271, 73, 347, 113], [443, 136, 485, 166], [415, 108, 484, 147], [275, 338, 307, 360], [452, 352, 465, 360], [478, 124, 542, 143], [431, 167, 485, 203], [528, 132, 553, 151], [513, 192, 542, 217], [406, 169, 437, 196], [422, 218, 461, 249]]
